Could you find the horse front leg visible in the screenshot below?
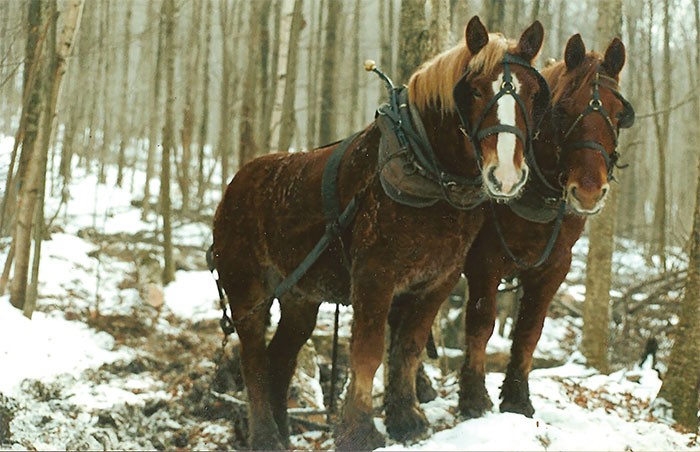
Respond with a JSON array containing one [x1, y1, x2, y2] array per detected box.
[[335, 270, 394, 451], [459, 256, 501, 418], [385, 280, 457, 443], [500, 256, 571, 417], [266, 298, 321, 444]]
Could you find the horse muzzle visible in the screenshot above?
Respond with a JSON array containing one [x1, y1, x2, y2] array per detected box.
[[484, 163, 529, 200], [566, 182, 609, 215]]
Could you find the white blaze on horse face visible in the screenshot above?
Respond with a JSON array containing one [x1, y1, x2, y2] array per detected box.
[[486, 73, 528, 196]]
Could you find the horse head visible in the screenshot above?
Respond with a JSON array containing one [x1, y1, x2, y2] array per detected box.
[[548, 34, 634, 215], [407, 16, 550, 203]]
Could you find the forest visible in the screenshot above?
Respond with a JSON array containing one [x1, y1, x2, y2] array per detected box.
[[0, 0, 699, 450]]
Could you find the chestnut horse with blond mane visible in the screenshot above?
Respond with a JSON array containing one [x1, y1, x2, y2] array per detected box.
[[458, 34, 634, 418], [211, 16, 550, 450], [387, 34, 634, 429]]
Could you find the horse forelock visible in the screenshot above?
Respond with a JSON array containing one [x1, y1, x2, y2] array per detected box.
[[549, 53, 617, 107], [408, 33, 514, 116]]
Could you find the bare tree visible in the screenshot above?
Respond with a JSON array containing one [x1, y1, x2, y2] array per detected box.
[[160, 0, 176, 285], [646, 0, 671, 270], [8, 0, 84, 314], [397, 0, 428, 85], [656, 152, 700, 432], [116, 0, 132, 188], [142, 0, 163, 219], [218, 0, 234, 196], [581, 0, 623, 373], [318, 0, 341, 144], [196, 0, 212, 205], [276, 0, 304, 152]]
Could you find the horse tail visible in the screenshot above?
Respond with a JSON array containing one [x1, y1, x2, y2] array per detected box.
[[206, 243, 216, 273], [206, 244, 235, 336]]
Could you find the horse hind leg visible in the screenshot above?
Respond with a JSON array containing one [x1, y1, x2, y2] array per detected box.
[[225, 277, 286, 450], [266, 298, 321, 444]]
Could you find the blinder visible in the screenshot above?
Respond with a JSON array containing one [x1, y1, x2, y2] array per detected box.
[[615, 91, 635, 129]]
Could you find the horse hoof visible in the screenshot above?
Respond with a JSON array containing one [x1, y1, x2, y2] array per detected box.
[[386, 405, 430, 443], [500, 399, 535, 418], [458, 387, 493, 419], [335, 418, 385, 451], [250, 432, 286, 450]]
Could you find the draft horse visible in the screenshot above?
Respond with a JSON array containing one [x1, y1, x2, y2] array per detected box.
[[211, 16, 549, 450], [456, 35, 635, 418]]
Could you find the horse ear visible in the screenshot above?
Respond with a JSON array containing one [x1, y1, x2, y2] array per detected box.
[[564, 33, 586, 71], [602, 37, 626, 77], [465, 16, 489, 55], [516, 20, 544, 62]]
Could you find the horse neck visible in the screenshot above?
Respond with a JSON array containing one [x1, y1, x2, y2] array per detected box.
[[532, 108, 562, 185], [419, 108, 481, 178]]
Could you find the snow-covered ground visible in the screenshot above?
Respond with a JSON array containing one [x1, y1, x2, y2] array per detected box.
[[0, 136, 698, 450]]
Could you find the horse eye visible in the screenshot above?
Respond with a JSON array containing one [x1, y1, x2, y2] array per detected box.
[[472, 88, 482, 99]]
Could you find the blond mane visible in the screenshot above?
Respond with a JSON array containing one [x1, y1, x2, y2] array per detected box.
[[408, 33, 517, 114]]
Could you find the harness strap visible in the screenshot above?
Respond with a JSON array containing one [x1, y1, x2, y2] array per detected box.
[[275, 133, 362, 300], [490, 200, 566, 270]]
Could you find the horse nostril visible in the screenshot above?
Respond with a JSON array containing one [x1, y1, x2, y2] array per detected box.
[[601, 186, 608, 197], [488, 167, 501, 190], [570, 186, 578, 199]]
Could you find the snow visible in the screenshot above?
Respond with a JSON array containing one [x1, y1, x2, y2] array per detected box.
[[163, 270, 220, 321], [0, 134, 698, 451], [0, 297, 130, 396]]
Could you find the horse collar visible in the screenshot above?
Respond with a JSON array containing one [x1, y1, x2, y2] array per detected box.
[[375, 87, 485, 210]]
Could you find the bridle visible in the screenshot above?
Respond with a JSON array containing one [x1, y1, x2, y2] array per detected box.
[[453, 52, 551, 171], [491, 69, 635, 271], [556, 72, 634, 182]]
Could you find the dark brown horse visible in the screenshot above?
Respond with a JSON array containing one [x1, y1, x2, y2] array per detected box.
[[456, 35, 634, 418], [211, 16, 548, 450]]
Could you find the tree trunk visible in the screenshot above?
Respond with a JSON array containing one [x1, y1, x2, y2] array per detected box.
[[656, 0, 700, 431], [349, 0, 361, 131], [486, 0, 505, 31], [97, 0, 112, 184], [10, 0, 84, 312], [581, 0, 623, 373], [7, 0, 47, 307], [305, 0, 324, 148], [318, 0, 341, 144], [238, 0, 267, 167], [276, 0, 304, 152], [218, 0, 233, 196], [196, 0, 212, 206], [143, 0, 163, 220], [116, 0, 132, 188], [160, 0, 176, 285], [259, 0, 278, 152], [25, 0, 57, 318], [176, 0, 201, 212], [429, 0, 451, 57], [646, 0, 670, 270], [397, 0, 428, 86]]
